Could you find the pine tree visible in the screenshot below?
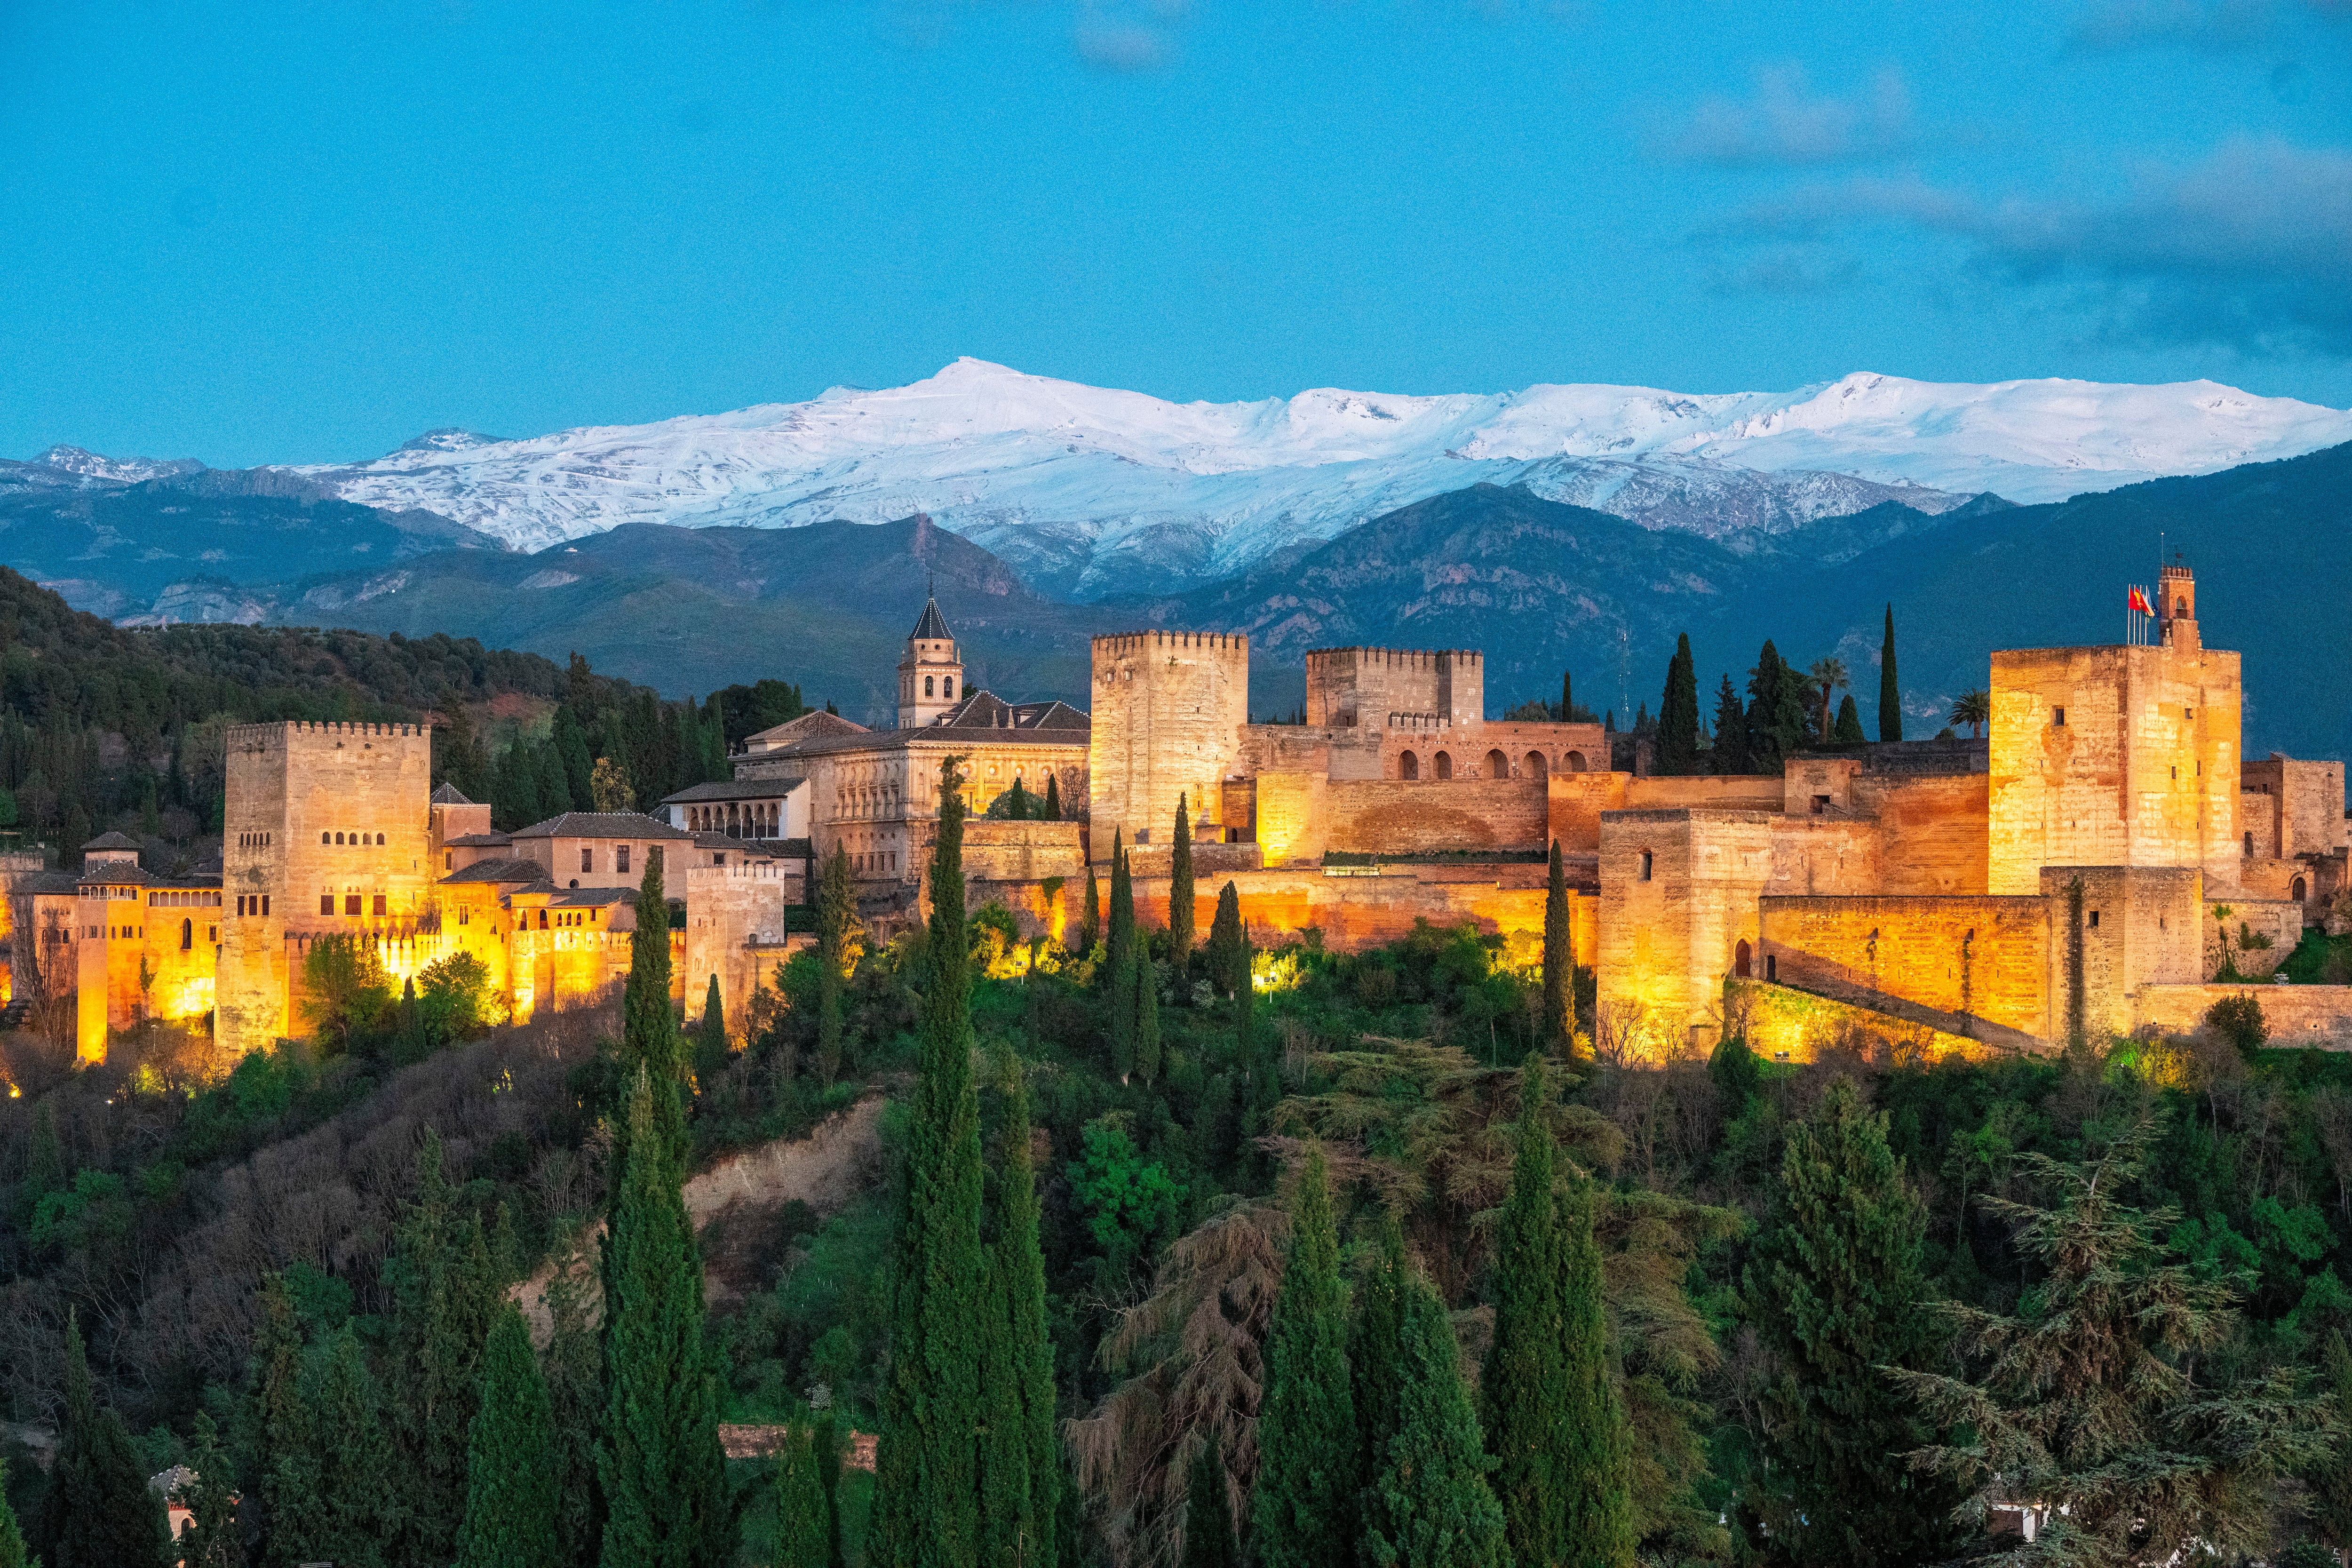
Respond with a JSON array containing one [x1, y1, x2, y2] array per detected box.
[[1205, 881, 1246, 999], [869, 755, 987, 1568], [246, 1272, 316, 1568], [1077, 866, 1101, 955], [1361, 1262, 1507, 1568], [174, 1412, 239, 1568], [1558, 1177, 1636, 1568], [1042, 772, 1061, 821], [542, 1259, 605, 1568], [1876, 605, 1901, 743], [307, 1325, 391, 1568], [1745, 1078, 1949, 1568], [1484, 1055, 1571, 1567], [773, 1426, 829, 1568], [384, 1130, 501, 1568], [1657, 634, 1699, 776], [32, 1311, 168, 1568], [1253, 1147, 1355, 1568], [598, 1068, 730, 1568], [1169, 793, 1196, 967], [1180, 1438, 1238, 1568], [1350, 1215, 1410, 1518], [458, 1305, 560, 1568], [1711, 674, 1750, 775], [554, 705, 598, 808], [1136, 975, 1163, 1085], [1745, 642, 1810, 772], [1542, 840, 1573, 1047], [817, 842, 853, 1087], [979, 1051, 1058, 1568], [2313, 1330, 2352, 1553], [0, 1455, 30, 1568], [617, 851, 684, 1179], [1106, 835, 1137, 1080]]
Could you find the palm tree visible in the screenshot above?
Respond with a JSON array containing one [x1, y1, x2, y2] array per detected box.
[[1806, 657, 1849, 745], [1950, 689, 1991, 738]]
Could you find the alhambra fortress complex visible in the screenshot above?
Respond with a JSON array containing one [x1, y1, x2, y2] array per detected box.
[[8, 559, 2351, 1063]]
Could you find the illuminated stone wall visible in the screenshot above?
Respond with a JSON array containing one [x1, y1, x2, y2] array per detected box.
[[1089, 631, 1250, 861], [685, 859, 810, 1030], [1759, 894, 2051, 1042], [1726, 978, 2005, 1065], [1305, 647, 1483, 729], [2133, 983, 2352, 1047], [2036, 866, 2203, 1040], [1854, 773, 1990, 894], [1124, 863, 1594, 963], [1248, 773, 1548, 864], [2202, 895, 2302, 980]]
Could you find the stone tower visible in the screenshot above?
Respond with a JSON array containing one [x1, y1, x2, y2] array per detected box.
[[1088, 630, 1250, 862], [216, 721, 435, 1054], [897, 597, 963, 731]]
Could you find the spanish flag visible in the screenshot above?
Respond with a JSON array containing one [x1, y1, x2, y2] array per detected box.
[[2129, 586, 2153, 616]]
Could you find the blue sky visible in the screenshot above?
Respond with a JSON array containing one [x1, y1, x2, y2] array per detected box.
[[1, 0, 2346, 467]]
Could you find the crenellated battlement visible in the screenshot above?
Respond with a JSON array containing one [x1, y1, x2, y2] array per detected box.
[[1092, 630, 1249, 656], [1306, 646, 1483, 670], [226, 720, 433, 747], [1305, 645, 1486, 731]]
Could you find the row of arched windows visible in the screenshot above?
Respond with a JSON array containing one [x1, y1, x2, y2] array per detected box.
[[322, 831, 387, 846], [1395, 748, 1589, 781]]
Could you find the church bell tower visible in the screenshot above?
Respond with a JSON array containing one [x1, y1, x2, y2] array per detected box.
[[898, 595, 963, 729]]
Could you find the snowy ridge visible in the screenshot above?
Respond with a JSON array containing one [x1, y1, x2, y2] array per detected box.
[[281, 359, 2352, 595]]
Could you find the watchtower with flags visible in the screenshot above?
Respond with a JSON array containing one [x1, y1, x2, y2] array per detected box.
[[896, 585, 965, 730]]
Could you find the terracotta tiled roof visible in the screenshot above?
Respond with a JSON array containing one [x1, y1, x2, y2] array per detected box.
[[509, 812, 692, 842]]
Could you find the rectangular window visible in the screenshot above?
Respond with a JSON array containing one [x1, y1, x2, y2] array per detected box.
[[581, 847, 594, 873], [2053, 706, 2066, 726], [345, 894, 362, 916], [262, 896, 270, 916], [2088, 910, 2100, 929], [373, 893, 387, 916], [618, 845, 631, 874], [1765, 954, 1778, 982], [321, 894, 335, 916], [445, 851, 453, 870], [1639, 850, 1654, 881], [1811, 794, 1830, 815]]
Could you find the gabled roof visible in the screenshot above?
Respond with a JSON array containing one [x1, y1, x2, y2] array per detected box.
[[439, 857, 555, 887], [445, 831, 514, 848], [509, 811, 692, 842], [659, 778, 807, 805], [910, 597, 952, 643], [79, 863, 159, 887], [690, 831, 787, 857], [930, 692, 1090, 735], [81, 831, 143, 852], [430, 783, 476, 805], [742, 709, 868, 754]]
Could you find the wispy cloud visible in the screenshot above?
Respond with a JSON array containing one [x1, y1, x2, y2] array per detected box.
[[1666, 65, 1918, 168], [1704, 140, 2352, 352]]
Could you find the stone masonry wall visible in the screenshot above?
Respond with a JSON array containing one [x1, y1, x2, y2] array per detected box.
[[1251, 774, 1547, 864], [1089, 631, 1249, 862], [1759, 895, 2051, 1042], [1858, 772, 1990, 895], [2134, 983, 2352, 1047], [2205, 896, 2303, 980], [2038, 866, 2204, 1040]]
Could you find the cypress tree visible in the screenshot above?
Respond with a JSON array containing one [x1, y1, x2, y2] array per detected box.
[[1711, 675, 1749, 775], [385, 1131, 501, 1568], [817, 842, 852, 1087], [1136, 974, 1163, 1085], [1360, 1262, 1507, 1568], [554, 705, 597, 808], [1078, 867, 1101, 956], [308, 1325, 392, 1568], [1106, 835, 1137, 1080], [1484, 1055, 1571, 1568], [539, 739, 576, 815], [772, 1426, 829, 1568], [1744, 1078, 1949, 1568], [693, 972, 728, 1078], [1180, 1439, 1238, 1568], [1832, 694, 1866, 746], [458, 1305, 560, 1568], [815, 1413, 847, 1568], [0, 1456, 30, 1568], [32, 1311, 168, 1568], [174, 1412, 239, 1568], [979, 1051, 1058, 1568], [1657, 634, 1699, 776], [2314, 1331, 2352, 1553], [869, 754, 987, 1568], [1169, 793, 1196, 967], [1876, 604, 1902, 743], [542, 1260, 604, 1568], [1542, 840, 1573, 1048], [246, 1272, 316, 1568], [1558, 1178, 1636, 1568], [617, 851, 684, 1179], [1205, 881, 1246, 999], [1004, 778, 1029, 820], [1253, 1148, 1354, 1568], [598, 1067, 730, 1568], [1042, 772, 1061, 821], [1747, 641, 1812, 772], [1350, 1214, 1410, 1518], [1558, 670, 1573, 723]]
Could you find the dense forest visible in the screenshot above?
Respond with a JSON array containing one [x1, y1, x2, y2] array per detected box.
[[3, 749, 2349, 1566]]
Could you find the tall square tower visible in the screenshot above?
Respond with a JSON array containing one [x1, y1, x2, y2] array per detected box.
[[1088, 631, 1249, 861]]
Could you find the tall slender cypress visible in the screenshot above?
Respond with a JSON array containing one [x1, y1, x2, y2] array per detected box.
[[1042, 772, 1061, 821], [1657, 635, 1699, 776], [598, 1068, 730, 1568], [693, 972, 728, 1078], [308, 1326, 392, 1568], [1559, 671, 1573, 722], [32, 1311, 169, 1568], [458, 1305, 560, 1568], [1877, 604, 1902, 743], [1106, 835, 1137, 1080], [1169, 793, 1196, 967], [1361, 1263, 1507, 1568], [1181, 1439, 1238, 1568], [817, 842, 853, 1086], [1253, 1148, 1355, 1568], [1205, 881, 1246, 999], [542, 1260, 605, 1568], [0, 1455, 29, 1568], [870, 756, 987, 1568], [1542, 841, 1573, 1047], [385, 1132, 501, 1568], [1484, 1056, 1571, 1567], [1136, 975, 1163, 1085], [173, 1412, 239, 1568], [979, 1052, 1059, 1568], [816, 1413, 847, 1568], [1711, 675, 1749, 775], [246, 1272, 316, 1568], [619, 851, 684, 1175], [1078, 866, 1101, 955], [772, 1426, 829, 1568], [1350, 1215, 1410, 1517], [1559, 1178, 1636, 1568]]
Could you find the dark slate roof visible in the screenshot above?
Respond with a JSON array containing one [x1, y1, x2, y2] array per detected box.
[[79, 863, 159, 887], [430, 783, 476, 805], [19, 870, 81, 895], [931, 692, 1088, 735], [445, 832, 514, 848], [81, 831, 143, 852], [659, 779, 806, 805], [910, 597, 952, 642], [439, 857, 556, 887], [536, 886, 635, 908], [690, 831, 787, 858], [741, 710, 868, 752], [775, 693, 1091, 759], [509, 811, 692, 842]]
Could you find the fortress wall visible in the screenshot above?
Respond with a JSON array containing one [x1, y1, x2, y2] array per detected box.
[[1759, 895, 2051, 1039], [1597, 810, 1778, 1052], [1782, 758, 1866, 814], [1122, 864, 1591, 960], [2036, 866, 2203, 1039], [1548, 772, 1629, 852], [1458, 721, 1610, 779], [1252, 774, 1548, 864], [1726, 979, 2007, 1065], [1305, 647, 1482, 729], [2240, 790, 2282, 859], [2244, 757, 2348, 858], [1089, 632, 1249, 862], [686, 860, 809, 1029], [958, 820, 1088, 884], [1856, 772, 1991, 895], [1621, 775, 1788, 812], [2205, 896, 2303, 980], [2133, 984, 2352, 1047]]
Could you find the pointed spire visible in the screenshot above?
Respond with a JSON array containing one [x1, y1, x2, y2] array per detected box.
[[910, 595, 952, 643]]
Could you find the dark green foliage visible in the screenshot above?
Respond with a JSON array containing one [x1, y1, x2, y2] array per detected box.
[[1205, 882, 1246, 999], [1137, 973, 1163, 1085], [694, 972, 730, 1082], [1350, 1215, 1410, 1519], [32, 1312, 168, 1568], [870, 754, 987, 1568], [2208, 991, 2269, 1053], [979, 1053, 1059, 1568], [1558, 1177, 1636, 1568], [458, 1305, 560, 1568], [1107, 835, 1138, 1079], [598, 1068, 730, 1568], [1542, 840, 1573, 1046], [307, 1326, 391, 1568], [542, 1260, 605, 1568], [816, 1414, 847, 1568], [553, 704, 598, 808], [1254, 1148, 1355, 1568], [1179, 1440, 1237, 1568], [710, 678, 808, 749], [1745, 641, 1812, 771], [1877, 605, 1901, 743], [618, 851, 684, 1178], [0, 1457, 30, 1568], [1360, 1261, 1506, 1568], [1042, 772, 1061, 821], [1832, 694, 1866, 745], [1484, 1055, 1573, 1567], [817, 842, 853, 1086], [1707, 1033, 1761, 1116], [1657, 634, 1699, 776], [1744, 1079, 1949, 1568], [772, 1426, 829, 1568], [2313, 1331, 2352, 1552], [1170, 793, 1196, 966], [1710, 674, 1749, 774], [1078, 868, 1101, 955], [246, 1273, 314, 1568], [1895, 1126, 2341, 1568], [174, 1413, 239, 1568]]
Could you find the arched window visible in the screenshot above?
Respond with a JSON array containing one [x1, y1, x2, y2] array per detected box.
[[1434, 751, 1453, 780], [321, 832, 331, 844], [1524, 751, 1547, 780], [180, 917, 192, 952], [943, 677, 954, 700], [1486, 748, 1510, 778], [376, 833, 386, 845], [925, 676, 934, 697], [1565, 750, 1587, 772], [2175, 597, 2187, 617], [2293, 876, 2307, 902], [1399, 750, 1419, 780], [334, 832, 344, 845], [2245, 831, 2255, 855], [1735, 938, 1751, 979]]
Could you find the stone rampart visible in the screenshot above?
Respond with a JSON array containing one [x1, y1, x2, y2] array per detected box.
[[1856, 772, 1990, 894], [1089, 630, 1249, 861], [1305, 646, 1482, 730], [1759, 894, 2051, 1041], [2204, 896, 2302, 980], [1122, 862, 1592, 960], [2132, 983, 2352, 1047], [1724, 979, 2011, 1065], [1252, 774, 1547, 864], [685, 859, 809, 1029]]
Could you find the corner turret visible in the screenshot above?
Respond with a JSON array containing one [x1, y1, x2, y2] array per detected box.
[[897, 594, 964, 730]]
